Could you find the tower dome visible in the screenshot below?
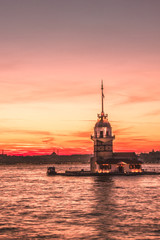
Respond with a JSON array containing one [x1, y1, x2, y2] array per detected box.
[[94, 119, 112, 138], [95, 119, 111, 128]]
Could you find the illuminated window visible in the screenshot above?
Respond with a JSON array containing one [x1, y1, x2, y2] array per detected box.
[[129, 165, 134, 169], [100, 164, 111, 170]]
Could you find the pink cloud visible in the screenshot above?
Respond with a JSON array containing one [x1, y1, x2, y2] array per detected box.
[[114, 136, 160, 153], [144, 109, 160, 117], [113, 127, 134, 136], [65, 139, 92, 144], [121, 94, 159, 105], [0, 79, 101, 104], [42, 137, 54, 144], [0, 128, 52, 136], [71, 131, 92, 138]]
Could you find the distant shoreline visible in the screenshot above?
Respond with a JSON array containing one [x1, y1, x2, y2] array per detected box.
[[0, 153, 92, 165], [0, 151, 160, 164]]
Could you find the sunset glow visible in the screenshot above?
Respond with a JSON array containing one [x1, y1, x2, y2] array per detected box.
[[0, 0, 160, 155]]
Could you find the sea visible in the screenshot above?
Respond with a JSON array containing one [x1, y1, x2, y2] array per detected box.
[[0, 164, 160, 240]]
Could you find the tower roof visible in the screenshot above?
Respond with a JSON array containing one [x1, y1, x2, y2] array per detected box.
[[95, 120, 111, 128]]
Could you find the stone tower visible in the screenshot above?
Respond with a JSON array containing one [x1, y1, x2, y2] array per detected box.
[[90, 81, 115, 172]]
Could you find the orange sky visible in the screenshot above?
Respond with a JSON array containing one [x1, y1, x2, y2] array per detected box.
[[0, 0, 160, 155]]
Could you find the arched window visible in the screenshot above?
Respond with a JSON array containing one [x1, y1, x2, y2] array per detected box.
[[100, 131, 103, 138]]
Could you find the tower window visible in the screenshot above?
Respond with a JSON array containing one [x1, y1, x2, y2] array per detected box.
[[100, 131, 103, 138]]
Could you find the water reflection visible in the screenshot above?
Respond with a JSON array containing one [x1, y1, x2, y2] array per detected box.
[[92, 176, 116, 239]]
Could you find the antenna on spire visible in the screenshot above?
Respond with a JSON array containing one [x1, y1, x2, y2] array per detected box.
[[101, 80, 104, 114]]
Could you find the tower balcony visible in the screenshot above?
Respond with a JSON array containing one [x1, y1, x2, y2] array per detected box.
[[91, 135, 115, 142]]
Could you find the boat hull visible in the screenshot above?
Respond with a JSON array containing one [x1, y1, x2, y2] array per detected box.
[[47, 170, 160, 176]]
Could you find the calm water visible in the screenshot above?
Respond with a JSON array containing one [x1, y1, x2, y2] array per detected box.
[[0, 164, 160, 240]]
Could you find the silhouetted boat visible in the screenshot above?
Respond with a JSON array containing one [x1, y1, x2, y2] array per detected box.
[[47, 167, 57, 175]]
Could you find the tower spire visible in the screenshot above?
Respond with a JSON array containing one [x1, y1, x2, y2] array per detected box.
[[98, 80, 108, 120], [101, 80, 104, 114]]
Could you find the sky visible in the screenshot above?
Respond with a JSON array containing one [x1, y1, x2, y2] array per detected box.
[[0, 0, 160, 155]]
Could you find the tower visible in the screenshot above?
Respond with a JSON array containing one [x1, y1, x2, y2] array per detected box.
[[90, 81, 115, 172]]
